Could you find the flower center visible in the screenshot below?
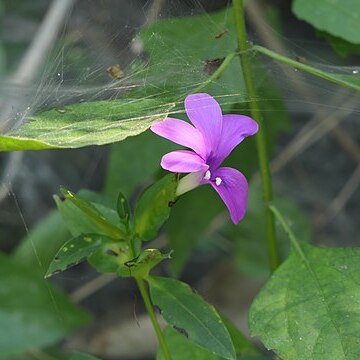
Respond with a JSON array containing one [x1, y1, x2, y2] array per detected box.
[[204, 170, 211, 180], [215, 177, 222, 186]]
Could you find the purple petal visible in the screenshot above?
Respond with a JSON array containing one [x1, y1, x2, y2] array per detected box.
[[211, 114, 259, 168], [150, 117, 206, 158], [161, 150, 208, 173], [184, 94, 222, 156], [210, 167, 248, 224]]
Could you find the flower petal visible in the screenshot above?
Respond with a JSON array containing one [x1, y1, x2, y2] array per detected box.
[[210, 167, 248, 224], [211, 114, 259, 168], [161, 150, 208, 173], [184, 93, 222, 156], [176, 171, 205, 196], [150, 117, 206, 157]]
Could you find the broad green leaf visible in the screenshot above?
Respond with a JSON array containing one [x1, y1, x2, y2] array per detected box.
[[45, 233, 120, 278], [149, 276, 236, 360], [13, 210, 71, 274], [0, 252, 89, 356], [118, 249, 172, 278], [0, 99, 174, 151], [157, 327, 219, 360], [55, 189, 125, 239], [70, 352, 101, 360], [292, 0, 360, 44], [104, 131, 176, 198], [138, 7, 246, 111], [134, 174, 178, 241], [249, 208, 360, 360]]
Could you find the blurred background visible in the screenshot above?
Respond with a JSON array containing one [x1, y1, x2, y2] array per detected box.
[[0, 0, 359, 359]]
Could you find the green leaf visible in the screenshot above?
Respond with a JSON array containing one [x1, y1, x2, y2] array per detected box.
[[70, 352, 101, 360], [118, 249, 172, 278], [55, 188, 125, 239], [0, 253, 89, 356], [45, 233, 119, 278], [0, 99, 174, 151], [104, 131, 176, 198], [157, 327, 219, 360], [137, 7, 246, 111], [116, 191, 131, 221], [292, 0, 360, 44], [317, 30, 360, 57], [249, 207, 360, 360], [134, 174, 178, 241], [13, 210, 71, 274], [149, 276, 236, 359]]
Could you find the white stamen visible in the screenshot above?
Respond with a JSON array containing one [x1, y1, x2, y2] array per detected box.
[[204, 170, 211, 180], [215, 177, 222, 186]]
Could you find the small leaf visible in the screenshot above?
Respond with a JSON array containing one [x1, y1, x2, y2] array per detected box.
[[0, 99, 174, 151], [55, 188, 125, 239], [134, 174, 178, 241], [46, 233, 117, 277], [116, 191, 131, 221], [149, 276, 236, 359], [118, 249, 172, 278], [249, 207, 360, 360]]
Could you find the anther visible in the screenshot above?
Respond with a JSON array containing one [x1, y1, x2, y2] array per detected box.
[[215, 177, 222, 186], [204, 170, 211, 180]]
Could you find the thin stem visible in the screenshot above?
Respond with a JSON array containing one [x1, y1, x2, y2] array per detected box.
[[191, 52, 237, 94], [136, 277, 172, 360], [253, 45, 360, 92], [233, 0, 280, 272]]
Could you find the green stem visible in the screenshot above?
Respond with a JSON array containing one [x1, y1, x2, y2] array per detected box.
[[191, 52, 237, 94], [136, 277, 172, 360], [253, 45, 360, 92], [233, 0, 280, 272]]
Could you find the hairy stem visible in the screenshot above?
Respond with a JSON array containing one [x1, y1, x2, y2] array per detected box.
[[233, 0, 280, 272], [136, 278, 172, 359]]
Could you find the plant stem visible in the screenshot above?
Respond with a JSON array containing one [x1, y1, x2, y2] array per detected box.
[[233, 0, 280, 272], [191, 51, 237, 94], [253, 45, 360, 92], [136, 277, 172, 360]]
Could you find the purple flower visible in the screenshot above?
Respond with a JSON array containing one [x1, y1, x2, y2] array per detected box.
[[150, 93, 258, 224]]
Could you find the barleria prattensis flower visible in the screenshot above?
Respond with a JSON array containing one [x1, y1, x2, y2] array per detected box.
[[151, 93, 258, 224]]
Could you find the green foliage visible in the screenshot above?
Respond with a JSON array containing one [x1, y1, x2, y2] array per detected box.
[[149, 276, 236, 360], [55, 188, 125, 239], [292, 0, 360, 44], [0, 99, 174, 151], [166, 186, 223, 276], [13, 210, 70, 274], [317, 31, 360, 57], [157, 327, 219, 360], [134, 174, 178, 241], [105, 131, 175, 198], [45, 233, 122, 278], [137, 7, 246, 111], [0, 252, 89, 356], [118, 249, 172, 278], [227, 184, 311, 279], [250, 207, 360, 359]]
